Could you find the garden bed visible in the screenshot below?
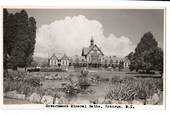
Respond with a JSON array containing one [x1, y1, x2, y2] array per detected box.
[[3, 70, 163, 105]]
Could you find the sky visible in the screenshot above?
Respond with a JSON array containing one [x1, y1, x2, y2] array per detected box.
[[8, 9, 164, 58]]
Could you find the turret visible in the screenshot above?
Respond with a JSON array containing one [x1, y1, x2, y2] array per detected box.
[[90, 36, 94, 47]]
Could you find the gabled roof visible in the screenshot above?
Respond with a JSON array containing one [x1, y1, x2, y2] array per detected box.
[[87, 44, 104, 56], [61, 54, 69, 60], [82, 44, 104, 56], [49, 54, 58, 60], [49, 53, 70, 61]]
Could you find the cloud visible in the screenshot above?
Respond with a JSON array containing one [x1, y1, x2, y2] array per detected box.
[[101, 34, 134, 57], [34, 15, 134, 58]]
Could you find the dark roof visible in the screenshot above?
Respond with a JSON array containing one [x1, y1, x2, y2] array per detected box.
[[49, 54, 58, 60], [82, 44, 104, 56], [49, 53, 70, 60], [87, 44, 104, 56], [61, 54, 69, 60]]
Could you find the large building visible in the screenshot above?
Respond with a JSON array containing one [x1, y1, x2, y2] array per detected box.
[[82, 37, 104, 67], [80, 37, 130, 69], [48, 37, 130, 70]]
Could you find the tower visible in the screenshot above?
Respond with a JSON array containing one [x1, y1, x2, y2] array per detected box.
[[90, 36, 94, 47]]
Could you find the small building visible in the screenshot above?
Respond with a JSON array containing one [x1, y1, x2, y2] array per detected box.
[[48, 53, 59, 66], [60, 54, 70, 67], [48, 53, 70, 68]]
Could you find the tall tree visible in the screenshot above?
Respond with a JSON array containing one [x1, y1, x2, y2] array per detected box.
[[128, 32, 163, 73], [24, 17, 36, 71], [10, 10, 29, 70], [135, 32, 158, 55], [3, 9, 36, 71], [3, 9, 9, 74], [3, 9, 17, 72]]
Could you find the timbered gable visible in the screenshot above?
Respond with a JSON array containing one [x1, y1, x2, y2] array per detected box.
[[86, 44, 104, 56]]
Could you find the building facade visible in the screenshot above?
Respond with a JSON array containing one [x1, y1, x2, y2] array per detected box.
[[48, 37, 130, 70], [82, 37, 104, 67], [48, 53, 70, 67], [80, 37, 130, 69], [101, 56, 130, 69]]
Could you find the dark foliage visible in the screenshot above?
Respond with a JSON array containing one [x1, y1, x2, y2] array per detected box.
[[3, 71, 42, 96], [3, 9, 36, 72], [127, 32, 163, 74]]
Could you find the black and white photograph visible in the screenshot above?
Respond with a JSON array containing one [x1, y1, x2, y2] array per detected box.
[[2, 8, 164, 107]]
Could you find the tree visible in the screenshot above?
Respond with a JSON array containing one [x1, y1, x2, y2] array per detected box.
[[10, 10, 29, 70], [3, 9, 36, 71], [41, 61, 49, 67], [104, 59, 108, 68], [135, 32, 158, 55], [127, 52, 134, 62], [128, 32, 163, 73], [30, 60, 38, 67], [119, 61, 124, 71], [110, 59, 113, 67], [3, 9, 9, 74], [23, 17, 36, 71], [145, 47, 163, 73], [3, 9, 17, 72], [73, 57, 79, 67]]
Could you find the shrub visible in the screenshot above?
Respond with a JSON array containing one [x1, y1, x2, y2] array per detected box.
[[78, 69, 90, 90], [63, 83, 79, 97], [24, 77, 42, 87], [4, 71, 42, 97], [78, 77, 90, 90], [106, 80, 138, 101], [106, 77, 162, 101], [111, 76, 123, 84], [61, 69, 91, 97]]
